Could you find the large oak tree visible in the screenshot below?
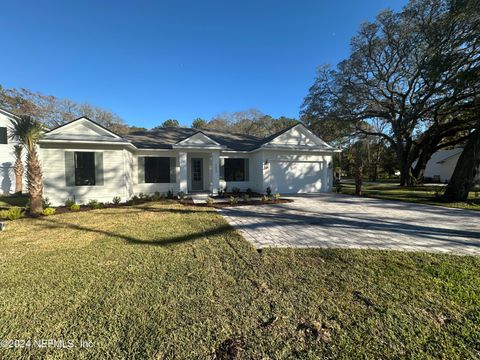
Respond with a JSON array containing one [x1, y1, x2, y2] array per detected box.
[[302, 0, 480, 186]]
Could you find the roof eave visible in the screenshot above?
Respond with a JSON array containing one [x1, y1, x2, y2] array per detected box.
[[172, 144, 228, 150]]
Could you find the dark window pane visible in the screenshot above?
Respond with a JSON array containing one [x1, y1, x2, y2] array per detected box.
[[224, 158, 245, 181], [0, 127, 7, 144], [75, 152, 96, 186], [145, 157, 170, 183]]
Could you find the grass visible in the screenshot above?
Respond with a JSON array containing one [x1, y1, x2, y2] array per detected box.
[[0, 202, 479, 359], [338, 182, 480, 211]]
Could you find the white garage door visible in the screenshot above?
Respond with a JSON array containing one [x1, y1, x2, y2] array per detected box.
[[270, 161, 326, 193]]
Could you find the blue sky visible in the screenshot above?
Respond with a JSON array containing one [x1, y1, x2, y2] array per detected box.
[[1, 0, 407, 128]]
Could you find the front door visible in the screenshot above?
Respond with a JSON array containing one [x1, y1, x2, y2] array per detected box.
[[191, 158, 203, 191]]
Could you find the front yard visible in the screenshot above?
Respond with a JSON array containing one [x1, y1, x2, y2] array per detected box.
[[338, 182, 480, 211], [0, 202, 479, 358]]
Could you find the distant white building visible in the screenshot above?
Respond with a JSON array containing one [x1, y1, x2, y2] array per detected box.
[[423, 148, 479, 183]]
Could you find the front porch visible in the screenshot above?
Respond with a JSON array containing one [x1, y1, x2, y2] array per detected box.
[[178, 151, 220, 195]]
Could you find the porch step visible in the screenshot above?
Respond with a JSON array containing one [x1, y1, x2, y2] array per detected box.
[[191, 193, 210, 204]]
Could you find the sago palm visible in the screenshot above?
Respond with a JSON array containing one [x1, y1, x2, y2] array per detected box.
[[13, 145, 24, 194], [9, 116, 44, 214]]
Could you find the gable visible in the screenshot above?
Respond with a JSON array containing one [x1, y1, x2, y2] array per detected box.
[[0, 111, 14, 128], [263, 125, 331, 148], [175, 132, 222, 147], [44, 117, 121, 140]]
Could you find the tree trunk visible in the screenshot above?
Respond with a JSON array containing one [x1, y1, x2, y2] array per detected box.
[[26, 147, 43, 214], [442, 125, 480, 202], [355, 153, 363, 196], [13, 146, 24, 194], [396, 142, 409, 186], [14, 166, 23, 193]]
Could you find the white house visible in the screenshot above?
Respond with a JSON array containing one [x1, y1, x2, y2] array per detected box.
[[0, 108, 21, 194], [423, 148, 464, 183], [38, 117, 339, 206]]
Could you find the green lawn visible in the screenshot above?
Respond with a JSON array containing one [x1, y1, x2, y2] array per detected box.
[[0, 202, 479, 359], [339, 182, 480, 211]]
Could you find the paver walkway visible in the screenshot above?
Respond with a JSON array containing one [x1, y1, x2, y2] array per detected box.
[[219, 194, 480, 255]]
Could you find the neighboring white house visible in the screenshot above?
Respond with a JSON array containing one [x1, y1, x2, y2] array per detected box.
[[38, 117, 339, 206], [0, 108, 21, 194], [423, 148, 465, 183]]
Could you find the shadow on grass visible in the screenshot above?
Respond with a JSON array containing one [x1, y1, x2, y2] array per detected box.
[[36, 214, 233, 246], [0, 195, 29, 209]]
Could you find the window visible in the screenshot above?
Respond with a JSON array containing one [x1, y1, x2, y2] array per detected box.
[[224, 158, 249, 181], [0, 127, 7, 144], [145, 157, 171, 183], [75, 152, 96, 186]]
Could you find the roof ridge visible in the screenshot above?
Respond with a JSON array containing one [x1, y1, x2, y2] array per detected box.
[[147, 126, 264, 140]]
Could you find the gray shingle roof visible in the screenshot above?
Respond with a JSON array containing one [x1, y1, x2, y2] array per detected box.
[[124, 127, 268, 151]]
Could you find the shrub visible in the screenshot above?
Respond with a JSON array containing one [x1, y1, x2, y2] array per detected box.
[[42, 197, 52, 208], [232, 187, 240, 195], [246, 188, 252, 194], [166, 190, 174, 199], [88, 199, 98, 208], [70, 204, 81, 211], [112, 196, 121, 205], [242, 193, 250, 202], [273, 193, 281, 200], [42, 207, 56, 216], [88, 199, 103, 209], [262, 195, 270, 203], [206, 197, 214, 206], [0, 207, 24, 221], [130, 195, 140, 205], [65, 198, 75, 208], [139, 193, 151, 201], [152, 191, 161, 201], [266, 187, 272, 196], [229, 196, 238, 205], [177, 191, 186, 201]]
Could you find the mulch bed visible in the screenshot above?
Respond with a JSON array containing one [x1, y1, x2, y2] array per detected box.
[[182, 199, 293, 208], [1, 198, 293, 221]]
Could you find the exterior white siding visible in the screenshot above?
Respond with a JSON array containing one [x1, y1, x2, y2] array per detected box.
[[423, 148, 480, 184], [269, 127, 318, 146], [40, 144, 129, 206], [0, 110, 22, 195], [252, 151, 265, 193], [423, 149, 462, 183]]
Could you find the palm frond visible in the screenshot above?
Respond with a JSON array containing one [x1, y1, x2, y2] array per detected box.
[[9, 115, 45, 149]]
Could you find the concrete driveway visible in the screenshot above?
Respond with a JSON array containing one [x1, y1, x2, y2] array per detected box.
[[219, 194, 480, 255]]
